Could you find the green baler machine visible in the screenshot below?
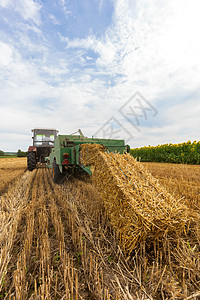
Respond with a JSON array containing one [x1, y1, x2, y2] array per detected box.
[[48, 132, 130, 183]]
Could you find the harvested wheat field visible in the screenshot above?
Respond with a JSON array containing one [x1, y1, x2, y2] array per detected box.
[[0, 154, 200, 299], [142, 162, 200, 211], [0, 157, 27, 194]]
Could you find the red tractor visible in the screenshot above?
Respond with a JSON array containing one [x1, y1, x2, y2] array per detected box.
[[27, 128, 58, 171]]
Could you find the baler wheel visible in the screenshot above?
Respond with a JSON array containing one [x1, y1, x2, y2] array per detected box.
[[27, 151, 36, 171], [52, 160, 65, 184]]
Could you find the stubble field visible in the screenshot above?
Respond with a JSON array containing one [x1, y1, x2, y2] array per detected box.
[[0, 157, 199, 299], [143, 162, 200, 210], [0, 157, 27, 194]]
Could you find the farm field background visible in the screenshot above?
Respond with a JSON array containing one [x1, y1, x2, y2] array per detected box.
[[0, 157, 199, 299], [0, 157, 27, 194]]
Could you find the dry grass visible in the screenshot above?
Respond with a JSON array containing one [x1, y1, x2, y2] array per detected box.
[[0, 152, 199, 299], [0, 157, 27, 194], [142, 162, 200, 210]]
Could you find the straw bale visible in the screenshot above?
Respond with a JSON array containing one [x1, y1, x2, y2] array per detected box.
[[80, 143, 106, 166], [80, 144, 197, 253]]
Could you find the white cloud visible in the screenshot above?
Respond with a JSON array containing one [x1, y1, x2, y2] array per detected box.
[[61, 0, 200, 147], [65, 0, 200, 95], [86, 56, 93, 61], [1, 0, 200, 150], [0, 42, 39, 89], [0, 41, 105, 150], [41, 65, 69, 76], [49, 14, 59, 25], [59, 0, 66, 6], [58, 0, 72, 17], [0, 0, 41, 25], [0, 0, 10, 8], [0, 42, 13, 66], [66, 35, 116, 67]]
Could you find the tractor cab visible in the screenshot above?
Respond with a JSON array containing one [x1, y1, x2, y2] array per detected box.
[[27, 128, 58, 171], [32, 129, 58, 148]]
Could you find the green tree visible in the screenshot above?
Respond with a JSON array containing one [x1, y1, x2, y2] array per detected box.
[[0, 150, 5, 156], [17, 149, 27, 157]]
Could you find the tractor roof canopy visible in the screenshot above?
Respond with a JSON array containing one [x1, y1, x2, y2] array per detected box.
[[32, 128, 59, 136]]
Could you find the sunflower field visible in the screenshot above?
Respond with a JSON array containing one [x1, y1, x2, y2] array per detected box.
[[131, 140, 200, 164]]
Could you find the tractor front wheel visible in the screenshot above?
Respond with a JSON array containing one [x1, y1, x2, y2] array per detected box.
[[27, 151, 36, 171], [52, 161, 65, 184]]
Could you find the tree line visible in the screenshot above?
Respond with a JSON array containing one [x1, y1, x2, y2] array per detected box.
[[0, 150, 27, 157]]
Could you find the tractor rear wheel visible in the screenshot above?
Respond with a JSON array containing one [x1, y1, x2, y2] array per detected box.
[[27, 151, 36, 171], [52, 160, 65, 184]]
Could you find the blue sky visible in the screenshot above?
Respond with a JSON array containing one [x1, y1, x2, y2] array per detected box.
[[0, 0, 200, 151]]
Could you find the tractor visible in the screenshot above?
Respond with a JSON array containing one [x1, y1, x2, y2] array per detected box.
[[27, 128, 58, 171]]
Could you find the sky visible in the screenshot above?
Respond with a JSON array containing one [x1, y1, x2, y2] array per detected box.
[[0, 0, 200, 151]]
